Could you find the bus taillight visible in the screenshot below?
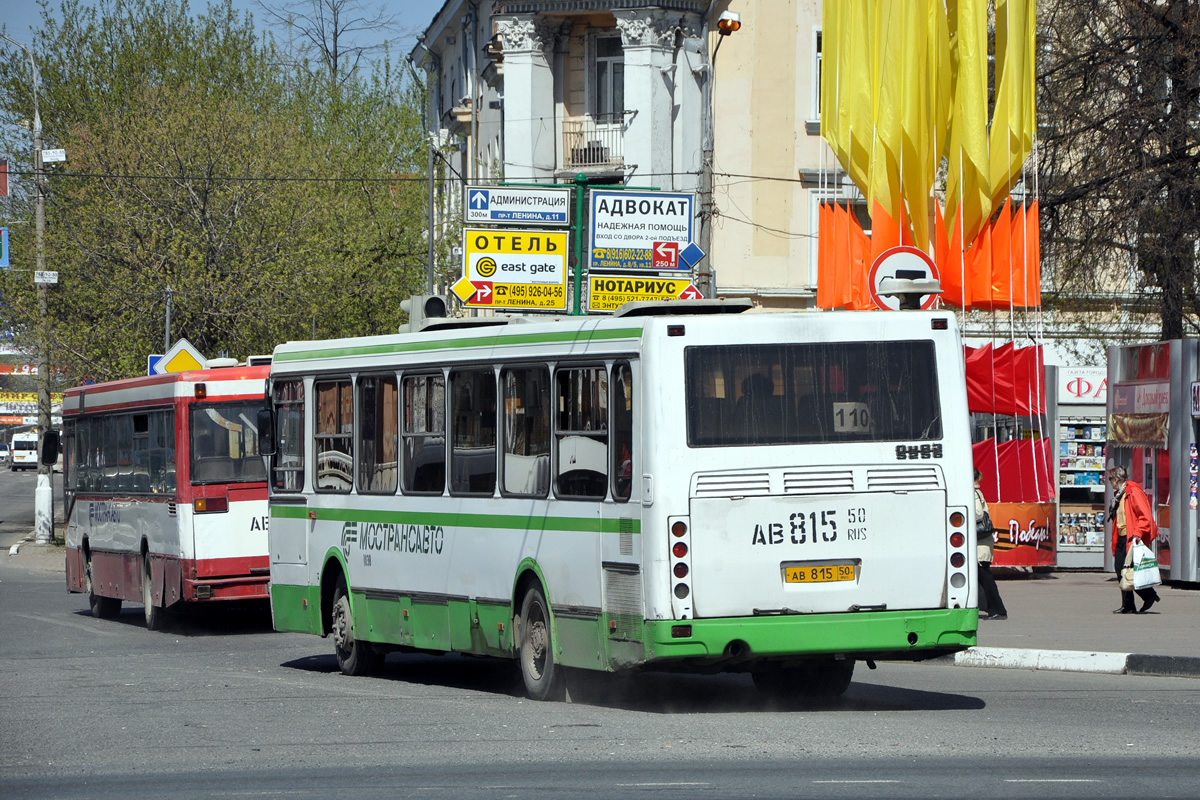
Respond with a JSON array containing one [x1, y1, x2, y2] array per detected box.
[[668, 517, 693, 614], [949, 532, 965, 548], [194, 496, 229, 513]]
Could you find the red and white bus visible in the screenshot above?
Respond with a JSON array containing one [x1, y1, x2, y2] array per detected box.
[[62, 364, 271, 629]]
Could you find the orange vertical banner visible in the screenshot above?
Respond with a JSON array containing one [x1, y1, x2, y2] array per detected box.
[[817, 202, 832, 308], [991, 198, 1013, 305], [937, 202, 970, 309], [849, 209, 872, 310], [1027, 200, 1041, 308], [835, 202, 854, 309], [967, 219, 993, 308]]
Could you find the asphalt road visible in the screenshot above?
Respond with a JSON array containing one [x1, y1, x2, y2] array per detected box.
[[2, 469, 1200, 798]]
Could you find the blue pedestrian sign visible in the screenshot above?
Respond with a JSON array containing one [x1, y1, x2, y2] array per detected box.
[[463, 185, 571, 226], [0, 227, 9, 268]]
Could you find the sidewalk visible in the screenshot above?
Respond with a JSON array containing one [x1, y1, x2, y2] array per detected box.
[[5, 526, 1199, 677], [939, 569, 1200, 677]]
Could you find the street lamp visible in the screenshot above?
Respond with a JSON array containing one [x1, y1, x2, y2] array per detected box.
[[1, 32, 53, 544], [696, 9, 742, 298]]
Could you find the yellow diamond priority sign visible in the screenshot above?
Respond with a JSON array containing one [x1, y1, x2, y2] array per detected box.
[[154, 338, 207, 374]]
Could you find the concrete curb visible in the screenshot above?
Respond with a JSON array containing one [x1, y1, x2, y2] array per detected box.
[[933, 646, 1200, 678]]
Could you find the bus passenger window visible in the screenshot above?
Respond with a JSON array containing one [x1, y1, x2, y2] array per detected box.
[[450, 369, 497, 495], [402, 374, 445, 494], [501, 367, 550, 497], [272, 380, 305, 493], [555, 366, 608, 499], [611, 362, 633, 502], [357, 375, 398, 495], [315, 380, 353, 493]]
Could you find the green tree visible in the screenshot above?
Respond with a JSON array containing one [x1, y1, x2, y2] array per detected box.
[[0, 0, 427, 383], [1037, 0, 1200, 341]]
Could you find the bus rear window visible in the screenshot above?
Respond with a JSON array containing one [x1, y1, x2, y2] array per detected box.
[[191, 402, 268, 484], [685, 341, 942, 447]]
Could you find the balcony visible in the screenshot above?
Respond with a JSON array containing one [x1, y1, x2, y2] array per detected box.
[[562, 113, 625, 171]]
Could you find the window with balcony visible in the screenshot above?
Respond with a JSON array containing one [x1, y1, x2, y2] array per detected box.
[[593, 35, 624, 124]]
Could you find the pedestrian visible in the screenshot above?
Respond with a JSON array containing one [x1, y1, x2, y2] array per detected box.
[[1107, 465, 1162, 614], [975, 469, 1008, 621]]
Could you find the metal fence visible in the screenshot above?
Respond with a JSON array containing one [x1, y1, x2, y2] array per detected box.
[[562, 114, 625, 170]]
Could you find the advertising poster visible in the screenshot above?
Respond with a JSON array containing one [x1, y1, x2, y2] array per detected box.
[[990, 502, 1057, 567]]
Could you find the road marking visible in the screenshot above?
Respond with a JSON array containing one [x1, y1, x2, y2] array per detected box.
[[813, 780, 902, 784], [616, 783, 712, 787], [1005, 779, 1103, 783], [10, 612, 120, 636]]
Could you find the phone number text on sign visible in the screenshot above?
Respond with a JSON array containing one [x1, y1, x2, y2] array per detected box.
[[492, 283, 566, 310]]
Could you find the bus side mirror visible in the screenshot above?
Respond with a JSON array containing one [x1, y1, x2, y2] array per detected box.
[[257, 409, 277, 456], [40, 430, 61, 466]]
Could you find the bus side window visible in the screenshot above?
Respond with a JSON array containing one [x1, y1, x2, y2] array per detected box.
[[501, 366, 550, 497], [555, 366, 608, 500], [356, 375, 398, 495], [611, 362, 633, 502], [450, 368, 497, 496], [402, 374, 445, 495], [314, 379, 353, 493], [272, 380, 305, 493]]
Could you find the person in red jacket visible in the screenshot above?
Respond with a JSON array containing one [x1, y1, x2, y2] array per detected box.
[[1107, 465, 1162, 614]]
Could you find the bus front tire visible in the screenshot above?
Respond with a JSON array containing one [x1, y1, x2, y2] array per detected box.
[[85, 556, 121, 619], [517, 586, 565, 702], [331, 577, 379, 677], [142, 553, 166, 631]]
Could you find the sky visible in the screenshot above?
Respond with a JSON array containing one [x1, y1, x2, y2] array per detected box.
[[1, 0, 448, 58]]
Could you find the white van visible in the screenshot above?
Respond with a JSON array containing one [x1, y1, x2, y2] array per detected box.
[[10, 432, 39, 471]]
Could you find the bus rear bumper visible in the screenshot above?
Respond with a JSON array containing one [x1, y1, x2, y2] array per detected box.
[[644, 608, 977, 665]]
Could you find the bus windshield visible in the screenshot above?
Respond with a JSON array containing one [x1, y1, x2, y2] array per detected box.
[[685, 340, 942, 447], [191, 402, 268, 484]]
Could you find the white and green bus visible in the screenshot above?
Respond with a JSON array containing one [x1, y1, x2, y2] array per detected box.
[[259, 301, 977, 701]]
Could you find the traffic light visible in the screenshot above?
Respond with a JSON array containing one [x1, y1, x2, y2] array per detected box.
[[400, 295, 449, 333]]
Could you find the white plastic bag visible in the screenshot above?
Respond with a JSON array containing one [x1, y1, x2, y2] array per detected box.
[[1131, 541, 1162, 590]]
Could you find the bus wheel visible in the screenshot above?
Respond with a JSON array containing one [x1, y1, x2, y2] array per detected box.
[[517, 586, 565, 701], [331, 577, 378, 677], [85, 556, 121, 619], [142, 553, 166, 631]]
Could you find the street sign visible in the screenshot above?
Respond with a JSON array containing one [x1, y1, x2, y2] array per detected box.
[[589, 191, 694, 271], [460, 228, 568, 310], [34, 271, 58, 284], [587, 275, 702, 313], [0, 227, 8, 268], [153, 338, 207, 374], [464, 186, 572, 226], [41, 149, 66, 163], [868, 246, 941, 311]]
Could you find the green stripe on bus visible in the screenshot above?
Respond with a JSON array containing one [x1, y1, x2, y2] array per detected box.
[[274, 327, 645, 363], [270, 504, 641, 534]]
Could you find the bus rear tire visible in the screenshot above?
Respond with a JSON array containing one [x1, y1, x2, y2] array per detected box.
[[752, 659, 855, 701], [85, 556, 121, 619], [517, 586, 565, 702], [142, 553, 166, 631], [331, 576, 379, 676]]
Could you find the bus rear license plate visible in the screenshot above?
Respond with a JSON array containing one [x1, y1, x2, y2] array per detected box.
[[783, 563, 856, 584]]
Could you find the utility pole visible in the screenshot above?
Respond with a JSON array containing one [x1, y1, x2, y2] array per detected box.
[[2, 32, 53, 544]]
